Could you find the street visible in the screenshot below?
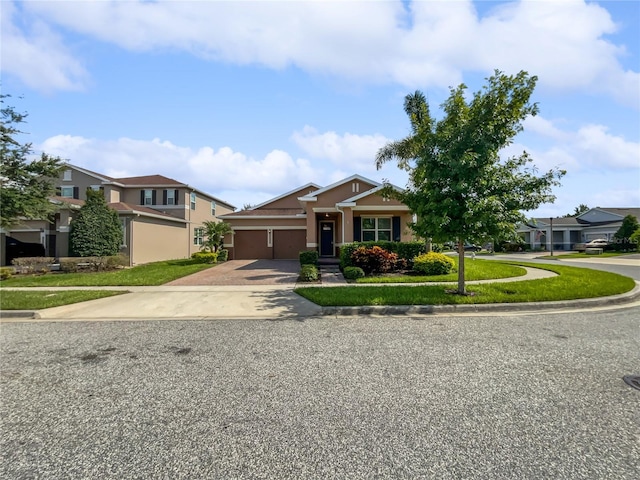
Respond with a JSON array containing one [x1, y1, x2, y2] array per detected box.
[[2, 306, 639, 479]]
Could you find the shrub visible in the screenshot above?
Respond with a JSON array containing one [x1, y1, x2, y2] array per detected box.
[[299, 250, 319, 266], [191, 252, 218, 264], [299, 264, 319, 282], [351, 246, 398, 275], [217, 249, 229, 262], [413, 252, 455, 276], [69, 189, 122, 257], [11, 257, 55, 274], [343, 266, 365, 280], [59, 255, 128, 272], [0, 267, 14, 280]]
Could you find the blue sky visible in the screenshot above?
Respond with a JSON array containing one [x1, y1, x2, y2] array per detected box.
[[2, 0, 638, 216]]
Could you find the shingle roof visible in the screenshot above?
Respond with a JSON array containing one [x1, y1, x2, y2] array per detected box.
[[108, 202, 187, 222], [220, 208, 305, 218], [113, 175, 185, 186]]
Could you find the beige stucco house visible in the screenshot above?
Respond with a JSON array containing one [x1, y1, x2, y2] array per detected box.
[[2, 164, 235, 266], [220, 174, 415, 260]]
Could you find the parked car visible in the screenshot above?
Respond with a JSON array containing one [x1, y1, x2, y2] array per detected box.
[[463, 243, 482, 252], [4, 236, 45, 265], [584, 239, 610, 248]]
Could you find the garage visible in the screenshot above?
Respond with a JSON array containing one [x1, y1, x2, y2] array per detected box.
[[232, 229, 306, 260], [273, 230, 306, 259]]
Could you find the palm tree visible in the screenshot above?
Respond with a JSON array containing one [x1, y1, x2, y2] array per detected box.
[[201, 221, 232, 253]]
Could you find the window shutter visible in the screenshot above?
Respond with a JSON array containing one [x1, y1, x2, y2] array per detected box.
[[56, 187, 61, 196], [73, 187, 79, 199], [354, 217, 361, 242], [152, 190, 157, 205], [163, 190, 168, 205], [392, 216, 401, 242], [140, 190, 145, 205], [175, 190, 179, 204]]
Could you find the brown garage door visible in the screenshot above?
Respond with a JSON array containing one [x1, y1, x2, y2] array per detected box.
[[273, 230, 306, 259], [233, 230, 270, 259]]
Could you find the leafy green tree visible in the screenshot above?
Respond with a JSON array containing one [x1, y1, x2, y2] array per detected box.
[[563, 204, 589, 217], [614, 215, 640, 242], [1, 94, 65, 228], [376, 70, 565, 294], [201, 220, 232, 252], [629, 228, 640, 251], [69, 189, 122, 256]]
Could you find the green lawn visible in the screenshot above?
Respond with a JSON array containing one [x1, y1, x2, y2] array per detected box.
[[356, 258, 525, 283], [296, 262, 636, 306], [0, 258, 213, 287], [0, 290, 127, 310]]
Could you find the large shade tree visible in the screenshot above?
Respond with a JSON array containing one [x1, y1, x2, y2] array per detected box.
[[376, 70, 565, 294], [1, 94, 64, 228]]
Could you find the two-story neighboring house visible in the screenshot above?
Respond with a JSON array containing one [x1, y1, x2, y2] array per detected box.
[[3, 164, 235, 266]]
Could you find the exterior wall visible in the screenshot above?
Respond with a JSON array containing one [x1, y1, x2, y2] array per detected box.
[[57, 168, 103, 200], [313, 181, 377, 208], [104, 186, 122, 203], [129, 216, 189, 265], [356, 194, 404, 207]]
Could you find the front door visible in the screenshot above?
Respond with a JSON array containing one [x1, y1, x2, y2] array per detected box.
[[319, 221, 334, 256]]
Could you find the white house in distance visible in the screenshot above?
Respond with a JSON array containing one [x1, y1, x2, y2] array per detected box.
[[518, 207, 640, 251]]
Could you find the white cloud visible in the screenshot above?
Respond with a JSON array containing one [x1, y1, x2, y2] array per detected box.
[[291, 126, 390, 173], [9, 0, 637, 105], [0, 1, 88, 92]]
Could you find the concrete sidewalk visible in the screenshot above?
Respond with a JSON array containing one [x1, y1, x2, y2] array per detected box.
[[2, 266, 639, 321]]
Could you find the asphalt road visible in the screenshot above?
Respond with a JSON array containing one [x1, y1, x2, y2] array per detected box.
[[2, 307, 639, 479]]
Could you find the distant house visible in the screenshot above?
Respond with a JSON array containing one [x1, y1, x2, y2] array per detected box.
[[2, 164, 235, 266], [219, 174, 416, 259], [518, 207, 640, 251]]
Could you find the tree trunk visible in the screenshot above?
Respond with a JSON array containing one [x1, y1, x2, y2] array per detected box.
[[426, 238, 432, 252], [457, 240, 466, 294]]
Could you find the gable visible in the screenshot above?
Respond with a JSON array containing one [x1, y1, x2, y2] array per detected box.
[[253, 183, 320, 210], [310, 179, 379, 207], [578, 208, 624, 224]]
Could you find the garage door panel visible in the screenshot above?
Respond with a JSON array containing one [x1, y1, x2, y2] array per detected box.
[[234, 230, 269, 259], [273, 230, 306, 259]]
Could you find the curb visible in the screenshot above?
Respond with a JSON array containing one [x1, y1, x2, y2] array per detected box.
[[320, 283, 640, 316], [1, 310, 40, 319]]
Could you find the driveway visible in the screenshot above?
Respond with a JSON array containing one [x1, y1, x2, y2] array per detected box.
[[166, 259, 301, 286]]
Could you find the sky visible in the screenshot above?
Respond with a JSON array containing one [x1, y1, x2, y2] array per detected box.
[[1, 0, 639, 217]]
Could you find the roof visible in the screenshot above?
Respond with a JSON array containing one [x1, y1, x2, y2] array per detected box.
[[590, 207, 640, 218], [108, 203, 187, 223], [220, 208, 305, 219]]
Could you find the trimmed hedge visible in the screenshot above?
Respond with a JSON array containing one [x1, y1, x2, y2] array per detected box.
[[59, 255, 128, 273], [343, 266, 365, 280], [299, 250, 319, 266], [191, 252, 219, 264], [413, 252, 455, 275], [299, 264, 319, 282]]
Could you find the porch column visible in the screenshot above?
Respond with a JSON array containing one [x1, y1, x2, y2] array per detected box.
[[306, 212, 317, 249], [342, 207, 354, 244]]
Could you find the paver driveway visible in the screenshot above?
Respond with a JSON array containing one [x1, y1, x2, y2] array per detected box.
[[166, 259, 301, 286]]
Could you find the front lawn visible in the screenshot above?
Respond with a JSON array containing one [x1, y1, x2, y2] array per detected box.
[[0, 258, 212, 287], [0, 290, 127, 310], [296, 262, 636, 306], [356, 258, 525, 283]]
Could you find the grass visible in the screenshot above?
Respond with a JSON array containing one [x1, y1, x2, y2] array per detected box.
[[0, 290, 127, 310], [356, 258, 525, 283], [295, 262, 636, 306], [0, 258, 213, 287]]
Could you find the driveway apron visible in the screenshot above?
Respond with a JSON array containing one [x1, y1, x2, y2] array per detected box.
[[166, 259, 301, 286]]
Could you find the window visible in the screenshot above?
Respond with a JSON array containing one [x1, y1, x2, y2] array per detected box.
[[89, 185, 101, 191], [190, 192, 197, 210], [121, 219, 127, 247], [143, 189, 153, 205], [63, 169, 72, 181], [211, 201, 216, 216], [60, 186, 74, 198], [194, 227, 204, 245], [165, 189, 176, 205], [352, 182, 360, 193], [361, 217, 391, 241]]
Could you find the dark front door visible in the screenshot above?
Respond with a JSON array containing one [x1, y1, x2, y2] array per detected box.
[[319, 221, 334, 256]]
